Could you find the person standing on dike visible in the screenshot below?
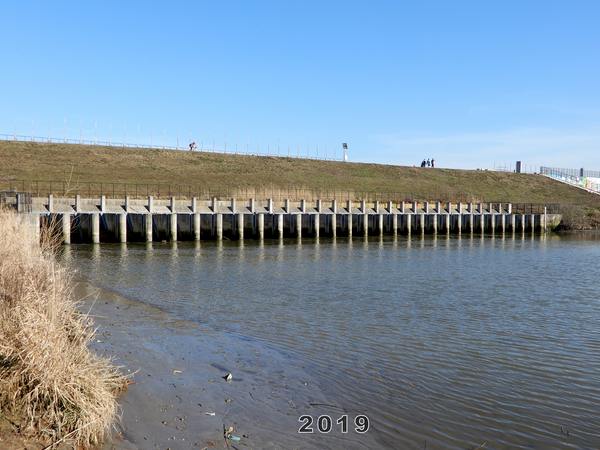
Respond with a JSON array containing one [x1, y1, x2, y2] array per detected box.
[[431, 158, 435, 168]]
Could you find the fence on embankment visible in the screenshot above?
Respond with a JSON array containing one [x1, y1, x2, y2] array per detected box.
[[541, 166, 600, 195]]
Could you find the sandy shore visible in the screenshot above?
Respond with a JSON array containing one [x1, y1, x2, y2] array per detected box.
[[75, 281, 379, 450]]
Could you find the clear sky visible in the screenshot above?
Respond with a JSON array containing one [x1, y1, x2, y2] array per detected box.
[[1, 1, 599, 171]]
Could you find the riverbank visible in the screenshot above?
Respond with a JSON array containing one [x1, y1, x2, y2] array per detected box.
[[75, 280, 381, 449]]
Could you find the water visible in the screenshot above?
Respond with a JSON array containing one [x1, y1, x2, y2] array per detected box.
[[61, 234, 600, 449]]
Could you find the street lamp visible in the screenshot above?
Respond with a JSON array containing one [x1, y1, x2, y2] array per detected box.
[[342, 143, 348, 162]]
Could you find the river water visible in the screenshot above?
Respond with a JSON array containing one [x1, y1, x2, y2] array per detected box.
[[61, 233, 600, 449]]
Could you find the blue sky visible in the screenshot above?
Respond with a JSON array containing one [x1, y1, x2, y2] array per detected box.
[[1, 1, 599, 170]]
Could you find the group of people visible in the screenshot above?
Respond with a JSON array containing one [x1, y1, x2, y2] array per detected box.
[[420, 158, 435, 168]]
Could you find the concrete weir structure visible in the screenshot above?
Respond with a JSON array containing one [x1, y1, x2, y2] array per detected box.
[[28, 196, 556, 244]]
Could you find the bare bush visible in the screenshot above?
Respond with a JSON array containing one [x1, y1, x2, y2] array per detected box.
[[557, 204, 589, 230], [0, 214, 128, 447]]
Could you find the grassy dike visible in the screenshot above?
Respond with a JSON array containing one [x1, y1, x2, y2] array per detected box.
[[0, 214, 128, 448], [2, 140, 600, 205]]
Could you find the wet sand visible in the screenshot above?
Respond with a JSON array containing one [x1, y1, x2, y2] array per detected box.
[[76, 281, 379, 450]]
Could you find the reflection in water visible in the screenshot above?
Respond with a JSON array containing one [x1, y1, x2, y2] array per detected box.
[[64, 234, 600, 449]]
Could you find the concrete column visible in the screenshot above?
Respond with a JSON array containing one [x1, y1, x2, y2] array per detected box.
[[285, 199, 290, 213], [346, 200, 352, 214], [431, 214, 437, 234], [237, 213, 244, 240], [399, 202, 405, 213], [480, 214, 485, 234], [499, 214, 505, 233], [193, 213, 201, 240], [212, 197, 218, 212], [191, 197, 197, 213], [295, 214, 302, 238], [170, 196, 176, 212], [478, 203, 483, 214], [446, 202, 452, 214], [509, 214, 516, 233], [277, 214, 284, 239], [444, 214, 450, 234], [75, 195, 81, 213], [507, 203, 512, 214], [436, 201, 441, 213], [330, 214, 337, 238], [392, 213, 398, 235], [363, 213, 369, 237], [145, 213, 152, 242], [521, 214, 526, 232], [419, 214, 425, 235], [215, 213, 223, 240], [148, 196, 154, 214], [231, 198, 237, 213], [377, 214, 384, 236], [412, 201, 418, 213], [299, 199, 305, 213], [124, 196, 130, 213], [490, 214, 495, 234], [62, 214, 70, 244], [361, 200, 366, 213], [249, 198, 255, 213], [456, 214, 462, 234], [257, 214, 264, 239], [347, 213, 353, 237], [530, 214, 536, 232], [314, 214, 320, 238], [170, 212, 177, 242], [316, 199, 322, 213], [457, 202, 462, 214], [374, 201, 379, 214], [467, 213, 473, 234], [468, 203, 473, 213], [332, 200, 337, 214], [387, 201, 393, 213], [268, 199, 273, 214], [424, 202, 429, 214], [92, 214, 100, 244], [47, 194, 54, 213], [101, 195, 106, 213], [119, 213, 127, 243]]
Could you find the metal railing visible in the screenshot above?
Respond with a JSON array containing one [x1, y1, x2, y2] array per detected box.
[[3, 179, 479, 204], [541, 166, 600, 179]]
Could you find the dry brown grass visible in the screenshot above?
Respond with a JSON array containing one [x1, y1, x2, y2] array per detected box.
[[0, 214, 128, 448]]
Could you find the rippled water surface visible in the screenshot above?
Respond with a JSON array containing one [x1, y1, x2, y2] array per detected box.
[[63, 234, 600, 449]]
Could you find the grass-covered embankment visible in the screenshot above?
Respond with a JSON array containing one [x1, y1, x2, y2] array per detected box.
[[1, 140, 600, 205], [0, 214, 128, 447]]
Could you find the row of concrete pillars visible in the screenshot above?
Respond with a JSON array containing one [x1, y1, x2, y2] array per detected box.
[[50, 212, 545, 244]]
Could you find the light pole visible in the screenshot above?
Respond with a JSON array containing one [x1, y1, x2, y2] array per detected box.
[[343, 143, 348, 162]]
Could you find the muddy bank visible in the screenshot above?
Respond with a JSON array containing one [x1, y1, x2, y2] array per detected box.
[[76, 281, 380, 450]]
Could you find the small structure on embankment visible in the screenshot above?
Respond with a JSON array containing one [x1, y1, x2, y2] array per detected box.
[[3, 193, 562, 244]]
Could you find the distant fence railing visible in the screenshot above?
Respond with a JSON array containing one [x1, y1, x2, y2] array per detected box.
[[540, 166, 600, 194], [3, 179, 481, 204], [0, 133, 347, 162]]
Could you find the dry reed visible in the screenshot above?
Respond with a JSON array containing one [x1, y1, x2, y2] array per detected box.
[[0, 213, 128, 447]]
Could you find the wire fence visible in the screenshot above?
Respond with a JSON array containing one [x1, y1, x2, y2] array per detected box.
[[540, 166, 600, 194], [2, 179, 485, 204], [0, 131, 347, 162]]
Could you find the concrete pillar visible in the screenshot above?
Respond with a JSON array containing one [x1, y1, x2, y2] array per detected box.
[[436, 201, 441, 213], [301, 199, 306, 213], [236, 213, 244, 240], [446, 202, 452, 214], [193, 213, 200, 240], [75, 195, 81, 213], [295, 214, 302, 238], [191, 198, 197, 213], [361, 200, 366, 213], [268, 199, 273, 214], [377, 214, 383, 236], [468, 203, 473, 213], [490, 214, 495, 234], [257, 214, 264, 239], [530, 214, 536, 232], [479, 214, 484, 234], [48, 194, 54, 213], [507, 203, 512, 214], [445, 214, 450, 234], [399, 201, 405, 213], [250, 198, 255, 213], [314, 214, 320, 238], [347, 213, 353, 237], [62, 214, 70, 244], [467, 213, 474, 234], [346, 200, 352, 214], [419, 214, 425, 235], [148, 196, 154, 214], [431, 214, 437, 234], [424, 202, 429, 214], [231, 198, 237, 213], [118, 213, 126, 243], [145, 213, 152, 242], [330, 214, 337, 238], [374, 201, 379, 214], [521, 214, 526, 232], [170, 197, 176, 212], [101, 195, 106, 213], [285, 199, 290, 213], [363, 213, 369, 237], [170, 212, 177, 242], [457, 202, 462, 214], [332, 200, 337, 214], [456, 214, 462, 234], [392, 213, 398, 235], [499, 214, 505, 233], [387, 201, 393, 214], [212, 197, 217, 212], [124, 196, 130, 213], [412, 201, 418, 213], [478, 203, 483, 214], [510, 214, 516, 233], [215, 213, 223, 240], [316, 199, 322, 213], [92, 214, 100, 244], [277, 214, 284, 239]]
